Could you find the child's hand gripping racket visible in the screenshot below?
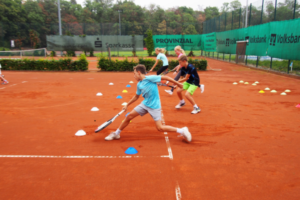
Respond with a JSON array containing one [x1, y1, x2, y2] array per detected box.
[[95, 110, 125, 133]]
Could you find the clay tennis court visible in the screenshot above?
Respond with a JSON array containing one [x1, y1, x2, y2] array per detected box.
[[0, 57, 300, 199]]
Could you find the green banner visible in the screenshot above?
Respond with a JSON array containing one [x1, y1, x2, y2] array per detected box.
[[202, 32, 217, 52], [153, 35, 202, 51], [46, 35, 144, 51], [267, 18, 300, 60]]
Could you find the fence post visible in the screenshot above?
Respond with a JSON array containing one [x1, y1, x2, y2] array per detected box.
[[256, 56, 259, 67], [223, 53, 224, 60], [274, 0, 277, 21], [229, 54, 231, 62], [245, 55, 248, 65], [213, 52, 214, 58], [249, 4, 252, 26], [232, 11, 234, 30], [288, 60, 290, 74], [293, 0, 297, 19], [219, 16, 221, 32], [225, 12, 227, 31], [261, 0, 264, 24], [239, 8, 241, 28], [270, 57, 272, 69]]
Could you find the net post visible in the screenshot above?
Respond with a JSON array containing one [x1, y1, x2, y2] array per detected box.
[[288, 60, 290, 74], [270, 57, 273, 69]]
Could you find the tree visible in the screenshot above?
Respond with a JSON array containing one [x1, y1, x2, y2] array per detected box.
[[230, 0, 242, 11], [204, 7, 219, 21], [144, 29, 154, 56], [157, 20, 167, 34], [221, 3, 230, 13]]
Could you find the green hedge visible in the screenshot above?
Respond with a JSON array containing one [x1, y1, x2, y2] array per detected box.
[[0, 54, 88, 71], [98, 57, 207, 71]]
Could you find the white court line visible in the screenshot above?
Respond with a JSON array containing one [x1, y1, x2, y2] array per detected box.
[[0, 87, 5, 89], [0, 155, 170, 159], [10, 84, 17, 86], [161, 109, 174, 160], [175, 182, 182, 200], [22, 81, 27, 83]]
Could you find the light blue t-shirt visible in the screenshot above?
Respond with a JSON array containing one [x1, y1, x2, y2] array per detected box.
[[157, 53, 169, 66], [136, 75, 162, 109]]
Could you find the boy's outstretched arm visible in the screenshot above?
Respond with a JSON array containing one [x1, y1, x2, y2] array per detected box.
[[123, 94, 140, 111], [161, 76, 183, 88]]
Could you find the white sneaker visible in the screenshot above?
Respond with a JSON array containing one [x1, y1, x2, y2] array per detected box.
[[200, 84, 205, 93], [191, 107, 201, 114], [165, 89, 173, 95], [105, 132, 120, 141], [182, 127, 192, 142], [175, 102, 185, 109]]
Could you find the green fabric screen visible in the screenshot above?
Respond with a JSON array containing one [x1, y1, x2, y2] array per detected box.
[[267, 18, 300, 60], [216, 29, 244, 54], [245, 23, 269, 56], [202, 33, 217, 52], [153, 35, 202, 51], [46, 35, 144, 51], [153, 18, 300, 60]]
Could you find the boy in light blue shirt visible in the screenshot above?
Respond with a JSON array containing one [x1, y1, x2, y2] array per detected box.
[[105, 64, 192, 142]]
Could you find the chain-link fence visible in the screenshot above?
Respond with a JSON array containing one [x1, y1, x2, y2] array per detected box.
[[203, 0, 299, 34]]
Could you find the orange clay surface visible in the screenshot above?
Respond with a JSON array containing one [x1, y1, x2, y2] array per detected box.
[[0, 57, 300, 199]]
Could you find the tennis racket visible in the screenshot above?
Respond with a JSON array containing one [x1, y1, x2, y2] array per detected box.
[[0, 75, 8, 83], [95, 110, 125, 133]]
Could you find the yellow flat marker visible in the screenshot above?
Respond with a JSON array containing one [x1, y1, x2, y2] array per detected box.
[[122, 90, 128, 93], [244, 82, 249, 84], [259, 90, 265, 93]]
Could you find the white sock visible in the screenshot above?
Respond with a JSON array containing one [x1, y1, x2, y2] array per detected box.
[[115, 129, 121, 135], [200, 84, 205, 93], [194, 104, 198, 108], [177, 128, 183, 135], [180, 99, 185, 104]]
